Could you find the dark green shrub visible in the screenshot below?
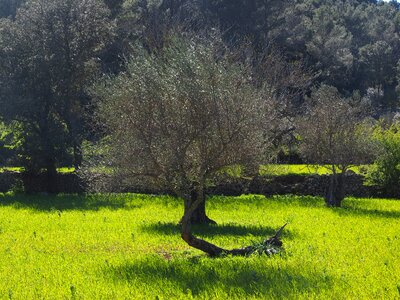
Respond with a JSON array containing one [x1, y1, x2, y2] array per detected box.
[[367, 124, 400, 196]]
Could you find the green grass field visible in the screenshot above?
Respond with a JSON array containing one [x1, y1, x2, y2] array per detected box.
[[219, 164, 369, 178], [0, 193, 399, 299], [259, 164, 369, 176]]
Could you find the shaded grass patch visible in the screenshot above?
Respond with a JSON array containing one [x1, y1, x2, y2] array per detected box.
[[0, 193, 175, 212], [142, 221, 295, 240], [104, 255, 334, 298]]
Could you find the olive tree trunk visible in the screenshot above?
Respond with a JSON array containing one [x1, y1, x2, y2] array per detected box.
[[325, 172, 345, 207], [180, 183, 285, 257], [181, 187, 216, 225]]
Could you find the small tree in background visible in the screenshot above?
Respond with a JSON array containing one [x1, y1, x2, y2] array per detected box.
[[297, 85, 374, 207], [367, 123, 400, 197], [89, 34, 285, 256]]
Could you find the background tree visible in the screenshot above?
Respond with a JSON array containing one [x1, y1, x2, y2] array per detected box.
[[0, 121, 17, 166], [297, 85, 375, 207], [359, 41, 397, 109], [0, 0, 24, 18], [367, 122, 400, 197], [0, 0, 114, 178], [89, 35, 285, 255]]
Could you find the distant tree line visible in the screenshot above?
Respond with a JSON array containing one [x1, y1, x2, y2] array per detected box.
[[0, 0, 399, 193]]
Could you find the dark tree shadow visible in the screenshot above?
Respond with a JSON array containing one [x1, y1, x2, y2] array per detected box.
[[142, 222, 295, 239], [267, 195, 400, 219], [335, 206, 400, 219], [0, 193, 144, 211], [339, 198, 400, 219], [103, 256, 333, 298]]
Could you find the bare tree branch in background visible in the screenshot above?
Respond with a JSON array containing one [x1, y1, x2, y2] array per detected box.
[[296, 84, 376, 207]]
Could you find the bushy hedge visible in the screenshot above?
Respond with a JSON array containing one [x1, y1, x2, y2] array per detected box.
[[367, 124, 400, 196]]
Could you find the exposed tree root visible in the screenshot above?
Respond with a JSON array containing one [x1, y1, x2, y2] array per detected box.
[[180, 189, 286, 257], [181, 222, 287, 257]]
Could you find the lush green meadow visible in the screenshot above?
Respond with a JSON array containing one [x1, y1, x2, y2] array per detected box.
[[0, 193, 399, 299], [259, 164, 369, 176]]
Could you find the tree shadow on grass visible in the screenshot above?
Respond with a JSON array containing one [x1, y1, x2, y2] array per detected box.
[[269, 195, 400, 219], [0, 193, 144, 211], [103, 256, 333, 298], [335, 205, 400, 219], [142, 222, 295, 240]]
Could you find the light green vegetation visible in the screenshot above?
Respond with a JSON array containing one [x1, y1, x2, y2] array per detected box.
[[220, 164, 369, 178], [0, 167, 74, 173], [56, 167, 75, 174], [0, 167, 23, 173], [259, 164, 369, 176], [0, 165, 369, 176], [0, 193, 399, 299]]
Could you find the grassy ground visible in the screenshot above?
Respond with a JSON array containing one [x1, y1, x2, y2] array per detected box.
[[0, 193, 399, 299], [0, 167, 23, 173], [219, 164, 369, 178], [0, 167, 74, 174], [259, 164, 369, 176]]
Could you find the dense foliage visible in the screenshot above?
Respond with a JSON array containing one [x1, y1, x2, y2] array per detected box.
[[0, 0, 399, 187], [0, 0, 113, 174], [367, 123, 400, 195]]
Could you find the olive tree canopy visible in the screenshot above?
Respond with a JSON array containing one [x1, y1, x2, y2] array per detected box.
[[297, 85, 375, 207], [90, 35, 285, 256]]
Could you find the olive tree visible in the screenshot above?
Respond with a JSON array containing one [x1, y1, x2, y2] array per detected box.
[[297, 85, 374, 207], [91, 35, 285, 256]]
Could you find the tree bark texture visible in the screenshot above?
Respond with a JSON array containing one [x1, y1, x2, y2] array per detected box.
[[325, 172, 345, 207], [180, 185, 285, 257], [181, 187, 217, 225]]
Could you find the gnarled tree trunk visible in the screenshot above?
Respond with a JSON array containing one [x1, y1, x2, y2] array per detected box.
[[325, 172, 345, 207], [180, 184, 285, 257], [181, 187, 216, 225]]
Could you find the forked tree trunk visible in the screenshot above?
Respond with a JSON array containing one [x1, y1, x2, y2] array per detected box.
[[325, 172, 345, 207], [180, 184, 286, 257], [181, 187, 216, 225]]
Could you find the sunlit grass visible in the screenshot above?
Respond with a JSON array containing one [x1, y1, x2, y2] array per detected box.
[[219, 164, 370, 178], [0, 167, 75, 173], [259, 164, 369, 176], [0, 167, 23, 173], [0, 164, 369, 177], [0, 193, 399, 299], [56, 167, 75, 173]]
